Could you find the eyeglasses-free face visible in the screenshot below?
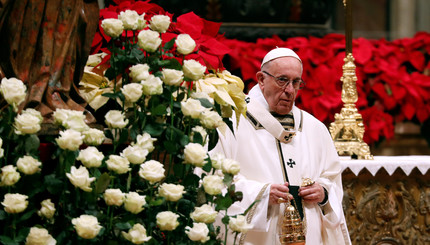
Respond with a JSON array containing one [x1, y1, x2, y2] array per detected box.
[[262, 71, 305, 90]]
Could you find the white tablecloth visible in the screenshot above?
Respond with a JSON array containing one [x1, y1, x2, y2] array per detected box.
[[340, 155, 430, 176]]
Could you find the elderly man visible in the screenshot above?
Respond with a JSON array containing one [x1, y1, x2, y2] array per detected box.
[[212, 48, 351, 244]]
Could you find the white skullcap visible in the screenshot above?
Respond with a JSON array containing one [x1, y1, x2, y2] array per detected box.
[[260, 47, 302, 68]]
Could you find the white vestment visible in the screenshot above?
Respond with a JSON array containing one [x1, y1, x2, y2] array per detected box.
[[212, 86, 351, 245]]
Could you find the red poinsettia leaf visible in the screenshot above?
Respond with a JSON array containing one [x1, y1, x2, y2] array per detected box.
[[402, 103, 416, 120], [200, 38, 231, 56], [176, 12, 204, 40], [201, 19, 222, 37], [131, 0, 165, 15], [198, 51, 222, 70], [408, 51, 426, 71], [354, 38, 374, 65], [416, 106, 430, 123]]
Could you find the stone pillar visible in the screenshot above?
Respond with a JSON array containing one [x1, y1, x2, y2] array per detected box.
[[390, 0, 416, 39]]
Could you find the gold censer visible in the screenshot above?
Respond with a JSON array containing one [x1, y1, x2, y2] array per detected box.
[[277, 198, 305, 244]]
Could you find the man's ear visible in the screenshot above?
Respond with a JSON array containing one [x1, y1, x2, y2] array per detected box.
[[256, 71, 265, 89]]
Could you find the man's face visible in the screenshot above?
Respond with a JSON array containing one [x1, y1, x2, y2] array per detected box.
[[257, 57, 303, 115]]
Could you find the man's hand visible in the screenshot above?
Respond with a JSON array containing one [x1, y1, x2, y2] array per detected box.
[[269, 183, 293, 205], [298, 182, 325, 204]]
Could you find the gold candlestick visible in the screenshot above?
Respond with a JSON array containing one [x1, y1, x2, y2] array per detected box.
[[329, 0, 373, 160]]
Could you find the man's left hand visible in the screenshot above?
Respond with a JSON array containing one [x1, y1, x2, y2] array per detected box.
[[298, 182, 325, 204]]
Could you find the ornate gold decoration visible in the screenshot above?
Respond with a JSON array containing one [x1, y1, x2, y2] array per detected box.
[[277, 198, 306, 245], [329, 53, 373, 159]]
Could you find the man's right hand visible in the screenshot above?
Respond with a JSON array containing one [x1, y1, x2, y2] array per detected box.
[[269, 182, 293, 205]]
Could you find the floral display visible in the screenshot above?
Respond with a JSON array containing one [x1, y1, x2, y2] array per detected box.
[[221, 32, 430, 145], [0, 1, 249, 244]]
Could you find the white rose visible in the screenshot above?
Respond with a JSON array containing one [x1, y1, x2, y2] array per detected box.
[[124, 192, 146, 214], [101, 18, 124, 38], [149, 15, 171, 33], [129, 64, 150, 82], [0, 138, 3, 158], [222, 158, 241, 175], [228, 215, 253, 233], [139, 160, 165, 184], [185, 223, 210, 243], [142, 75, 163, 95], [82, 128, 105, 146], [52, 108, 71, 126], [191, 91, 214, 105], [55, 129, 84, 151], [66, 166, 95, 192], [181, 98, 205, 119], [0, 165, 20, 186], [158, 183, 185, 202], [161, 68, 183, 86], [184, 143, 207, 167], [16, 155, 42, 175], [136, 13, 146, 30], [77, 146, 104, 168], [0, 77, 26, 111], [37, 199, 56, 220], [156, 211, 179, 231], [202, 175, 224, 196], [118, 10, 140, 30], [14, 112, 41, 135], [133, 132, 156, 152], [2, 193, 28, 213], [71, 214, 102, 239], [63, 113, 89, 132], [106, 155, 131, 174], [86, 53, 106, 67], [121, 83, 143, 103], [200, 109, 223, 129], [137, 29, 161, 52], [105, 110, 129, 129], [190, 204, 218, 223], [183, 60, 206, 81], [25, 227, 56, 245], [190, 126, 207, 143], [175, 34, 196, 55], [122, 223, 152, 244], [103, 188, 125, 206], [209, 152, 225, 170], [121, 145, 148, 164]]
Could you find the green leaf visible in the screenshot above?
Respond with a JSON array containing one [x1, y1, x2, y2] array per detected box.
[[149, 196, 165, 206], [215, 196, 233, 211], [202, 159, 212, 172], [102, 92, 119, 99], [104, 67, 117, 80], [18, 209, 36, 222], [221, 214, 230, 225], [152, 104, 167, 116], [163, 37, 176, 51], [163, 140, 178, 154], [0, 235, 19, 245], [24, 134, 40, 153], [197, 98, 215, 109], [144, 123, 164, 137], [118, 129, 129, 145], [223, 173, 233, 186], [179, 134, 189, 147], [44, 174, 64, 194], [0, 210, 6, 220], [95, 173, 111, 194], [208, 130, 219, 151], [115, 222, 132, 230]]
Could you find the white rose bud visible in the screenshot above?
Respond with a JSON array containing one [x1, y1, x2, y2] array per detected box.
[[101, 18, 124, 38], [25, 227, 56, 245], [52, 108, 71, 126], [190, 126, 207, 143], [158, 183, 185, 202], [0, 77, 27, 111], [222, 158, 241, 175], [137, 29, 161, 52], [2, 193, 28, 213], [71, 214, 103, 239], [121, 145, 148, 164], [124, 192, 146, 214], [14, 109, 43, 135], [156, 211, 179, 231], [137, 13, 146, 30], [200, 109, 223, 129], [175, 34, 196, 55], [63, 112, 89, 132], [77, 146, 104, 168], [129, 63, 150, 82], [0, 165, 20, 186], [133, 132, 156, 152], [190, 204, 218, 223], [118, 10, 140, 30], [139, 160, 165, 184], [184, 143, 207, 167], [66, 166, 95, 192], [55, 129, 84, 151], [183, 59, 206, 81], [142, 75, 163, 95], [209, 152, 225, 170], [202, 175, 224, 196], [106, 155, 131, 174], [185, 223, 210, 243], [105, 110, 129, 129], [149, 15, 170, 33], [122, 223, 152, 244], [181, 98, 205, 119], [82, 128, 105, 146], [16, 155, 42, 175], [121, 83, 143, 103], [103, 188, 125, 206], [37, 199, 56, 219], [0, 138, 4, 158], [161, 68, 184, 86], [228, 215, 253, 233]]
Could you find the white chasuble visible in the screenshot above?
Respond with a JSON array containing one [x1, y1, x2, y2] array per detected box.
[[211, 86, 351, 245]]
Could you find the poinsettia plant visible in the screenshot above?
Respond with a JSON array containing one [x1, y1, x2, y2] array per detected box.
[[0, 1, 251, 244]]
